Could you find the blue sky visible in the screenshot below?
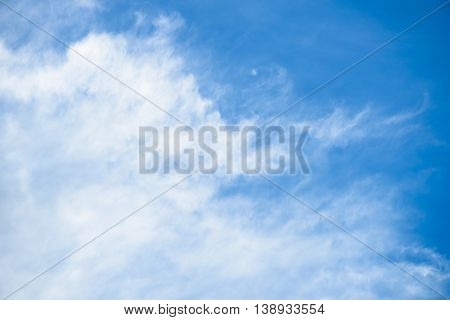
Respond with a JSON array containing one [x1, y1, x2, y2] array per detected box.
[[100, 0, 450, 256], [0, 0, 449, 299]]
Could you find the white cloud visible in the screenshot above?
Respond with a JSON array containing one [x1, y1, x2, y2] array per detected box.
[[0, 13, 448, 300]]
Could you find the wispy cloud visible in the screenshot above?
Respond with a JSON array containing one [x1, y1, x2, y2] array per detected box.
[[0, 6, 448, 299]]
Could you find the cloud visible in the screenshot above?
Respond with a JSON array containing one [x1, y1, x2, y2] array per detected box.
[[0, 10, 448, 299]]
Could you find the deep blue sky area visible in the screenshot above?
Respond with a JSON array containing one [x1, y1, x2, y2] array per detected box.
[[98, 0, 450, 257]]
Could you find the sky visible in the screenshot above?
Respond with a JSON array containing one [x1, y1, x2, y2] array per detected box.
[[0, 0, 449, 299]]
